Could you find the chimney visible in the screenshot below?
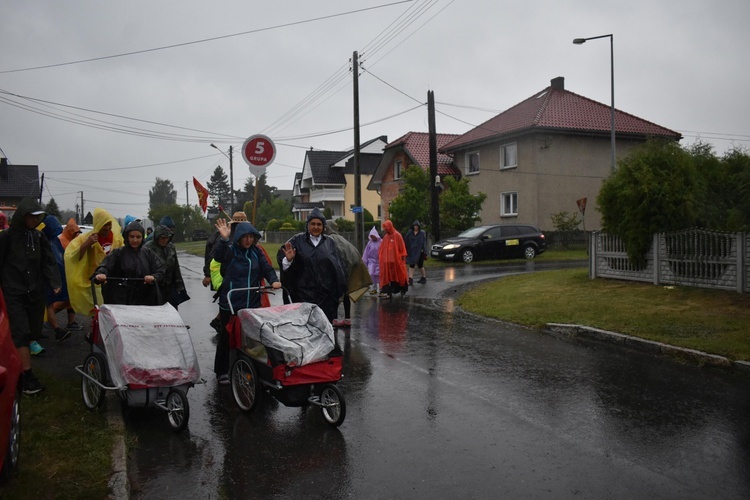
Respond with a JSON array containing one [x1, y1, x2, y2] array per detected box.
[[551, 77, 565, 90]]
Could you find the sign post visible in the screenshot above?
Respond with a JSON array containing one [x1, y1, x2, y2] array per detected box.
[[242, 134, 276, 224]]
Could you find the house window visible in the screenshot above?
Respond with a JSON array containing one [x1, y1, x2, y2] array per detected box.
[[466, 152, 480, 175], [394, 160, 403, 180], [377, 205, 382, 218], [500, 143, 517, 169], [501, 192, 518, 216]]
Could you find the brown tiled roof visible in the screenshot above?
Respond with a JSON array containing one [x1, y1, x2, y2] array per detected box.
[[442, 79, 681, 151], [386, 132, 461, 175]]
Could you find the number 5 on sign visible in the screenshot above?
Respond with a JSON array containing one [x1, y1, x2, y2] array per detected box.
[[242, 134, 276, 177]]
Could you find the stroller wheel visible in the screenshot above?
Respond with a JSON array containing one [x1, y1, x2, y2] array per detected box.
[[166, 388, 189, 432], [231, 357, 260, 413], [81, 353, 108, 410], [319, 384, 346, 427]]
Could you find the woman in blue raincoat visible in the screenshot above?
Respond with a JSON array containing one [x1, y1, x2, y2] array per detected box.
[[211, 219, 280, 384]]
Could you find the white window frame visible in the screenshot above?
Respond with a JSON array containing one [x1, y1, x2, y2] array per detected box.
[[466, 151, 480, 176], [394, 160, 403, 180], [501, 191, 518, 217], [500, 142, 517, 169]]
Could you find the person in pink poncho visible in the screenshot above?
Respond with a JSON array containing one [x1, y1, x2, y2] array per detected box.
[[362, 226, 381, 294]]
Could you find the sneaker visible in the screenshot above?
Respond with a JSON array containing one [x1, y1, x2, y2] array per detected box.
[[66, 321, 84, 331], [23, 372, 45, 395], [55, 327, 71, 342], [218, 374, 230, 386], [369, 289, 378, 295], [29, 341, 45, 356], [418, 277, 427, 284]]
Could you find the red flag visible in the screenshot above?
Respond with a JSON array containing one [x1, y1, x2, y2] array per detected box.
[[193, 177, 210, 213]]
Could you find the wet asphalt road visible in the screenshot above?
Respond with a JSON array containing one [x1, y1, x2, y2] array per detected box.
[[125, 254, 750, 499]]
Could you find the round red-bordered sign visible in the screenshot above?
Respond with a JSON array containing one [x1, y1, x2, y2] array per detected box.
[[242, 134, 276, 168]]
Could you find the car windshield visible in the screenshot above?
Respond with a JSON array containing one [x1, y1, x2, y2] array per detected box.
[[457, 227, 488, 238]]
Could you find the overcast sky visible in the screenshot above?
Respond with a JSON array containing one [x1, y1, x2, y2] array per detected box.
[[1, 0, 748, 220]]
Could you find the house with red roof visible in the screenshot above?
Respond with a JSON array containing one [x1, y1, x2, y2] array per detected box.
[[292, 136, 387, 221], [368, 131, 461, 221], [441, 77, 681, 230]]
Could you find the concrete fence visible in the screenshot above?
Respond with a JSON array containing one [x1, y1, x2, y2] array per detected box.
[[589, 229, 749, 293]]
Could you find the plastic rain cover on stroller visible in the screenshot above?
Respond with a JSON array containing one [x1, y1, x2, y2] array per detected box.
[[98, 304, 201, 388], [236, 302, 335, 367]]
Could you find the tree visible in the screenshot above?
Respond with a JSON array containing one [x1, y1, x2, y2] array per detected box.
[[148, 203, 210, 242], [387, 165, 431, 232], [550, 211, 581, 231], [44, 198, 61, 221], [255, 198, 292, 230], [240, 174, 276, 209], [597, 139, 701, 265], [438, 176, 486, 232], [149, 178, 177, 215], [208, 167, 231, 209]]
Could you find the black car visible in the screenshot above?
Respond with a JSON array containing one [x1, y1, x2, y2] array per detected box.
[[430, 224, 546, 263], [192, 229, 210, 241]]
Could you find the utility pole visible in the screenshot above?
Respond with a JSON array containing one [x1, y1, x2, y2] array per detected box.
[[80, 191, 84, 224], [185, 180, 189, 206], [38, 173, 44, 204], [229, 145, 234, 215], [428, 90, 440, 242], [352, 50, 363, 253]]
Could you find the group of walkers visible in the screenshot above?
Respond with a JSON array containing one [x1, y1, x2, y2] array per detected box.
[[1, 196, 430, 394], [362, 219, 429, 299], [0, 198, 186, 395]]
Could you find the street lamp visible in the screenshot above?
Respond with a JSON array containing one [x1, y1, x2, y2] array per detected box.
[[210, 143, 234, 214], [573, 34, 615, 172]]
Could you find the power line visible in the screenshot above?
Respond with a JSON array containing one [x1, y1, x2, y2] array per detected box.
[[0, 1, 414, 74]]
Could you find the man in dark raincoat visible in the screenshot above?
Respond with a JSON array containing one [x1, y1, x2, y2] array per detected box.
[[277, 208, 347, 322], [94, 221, 164, 306], [144, 224, 187, 309], [0, 198, 62, 394]]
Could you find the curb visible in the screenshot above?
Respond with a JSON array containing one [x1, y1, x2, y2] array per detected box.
[[546, 323, 750, 374], [106, 392, 129, 499]]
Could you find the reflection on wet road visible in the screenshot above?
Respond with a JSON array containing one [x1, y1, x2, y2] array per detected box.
[[128, 255, 750, 499]]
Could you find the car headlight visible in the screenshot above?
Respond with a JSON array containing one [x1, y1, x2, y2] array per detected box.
[[443, 244, 459, 250]]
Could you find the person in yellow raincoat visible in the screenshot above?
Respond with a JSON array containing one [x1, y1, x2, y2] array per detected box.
[[64, 208, 123, 315]]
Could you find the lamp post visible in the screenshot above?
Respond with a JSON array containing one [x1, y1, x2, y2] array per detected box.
[[573, 34, 615, 172], [210, 143, 234, 214]]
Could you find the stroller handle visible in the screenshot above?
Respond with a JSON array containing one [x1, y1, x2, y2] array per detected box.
[[227, 285, 287, 315], [90, 276, 161, 307]]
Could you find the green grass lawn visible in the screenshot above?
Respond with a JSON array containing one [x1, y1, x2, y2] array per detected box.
[[459, 268, 750, 361], [0, 377, 115, 498]]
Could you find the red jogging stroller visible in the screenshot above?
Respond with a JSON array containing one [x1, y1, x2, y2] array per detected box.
[[75, 278, 202, 432], [227, 287, 346, 427]]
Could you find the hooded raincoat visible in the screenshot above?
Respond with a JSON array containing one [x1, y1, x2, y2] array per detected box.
[[59, 218, 80, 249], [276, 208, 347, 321], [40, 215, 70, 305], [362, 226, 381, 285], [144, 224, 187, 307], [95, 221, 164, 306], [0, 198, 61, 346], [404, 220, 428, 266], [212, 222, 278, 312], [378, 220, 409, 295], [64, 208, 124, 314]]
